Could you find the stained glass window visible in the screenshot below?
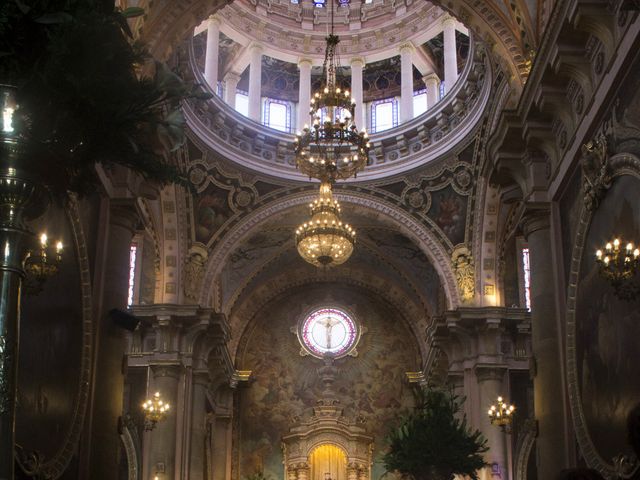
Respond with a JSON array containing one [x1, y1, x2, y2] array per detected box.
[[371, 98, 398, 133], [413, 89, 427, 117], [235, 90, 249, 117], [522, 247, 531, 311], [127, 243, 137, 307], [263, 98, 292, 132], [300, 308, 358, 357]]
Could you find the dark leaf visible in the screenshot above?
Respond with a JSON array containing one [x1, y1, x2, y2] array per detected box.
[[34, 12, 74, 24], [121, 7, 145, 18]]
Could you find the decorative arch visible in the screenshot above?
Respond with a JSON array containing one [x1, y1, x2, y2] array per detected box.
[[198, 190, 461, 310]]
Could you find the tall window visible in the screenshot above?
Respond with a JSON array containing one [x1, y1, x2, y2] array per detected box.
[[371, 98, 398, 133], [235, 90, 249, 117], [127, 243, 138, 307], [522, 247, 532, 311], [413, 89, 427, 117], [263, 98, 291, 132]]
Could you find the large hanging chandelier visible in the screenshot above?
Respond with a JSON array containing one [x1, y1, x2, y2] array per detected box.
[[296, 182, 355, 267], [293, 0, 367, 267], [293, 33, 370, 182]]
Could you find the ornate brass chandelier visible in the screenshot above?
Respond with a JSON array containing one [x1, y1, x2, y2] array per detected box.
[[488, 396, 515, 430], [293, 0, 368, 267], [142, 391, 170, 431], [596, 238, 640, 300], [296, 182, 355, 267]]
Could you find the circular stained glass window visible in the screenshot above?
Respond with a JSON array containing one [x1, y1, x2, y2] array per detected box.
[[299, 308, 359, 358]]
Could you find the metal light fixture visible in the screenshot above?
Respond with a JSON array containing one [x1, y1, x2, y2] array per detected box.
[[488, 396, 515, 430], [595, 238, 640, 301], [296, 182, 355, 267], [23, 233, 63, 294], [142, 391, 170, 431], [293, 32, 369, 183], [293, 0, 367, 267]]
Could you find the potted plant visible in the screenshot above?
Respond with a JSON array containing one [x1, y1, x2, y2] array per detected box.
[[0, 0, 210, 196], [383, 387, 488, 480]]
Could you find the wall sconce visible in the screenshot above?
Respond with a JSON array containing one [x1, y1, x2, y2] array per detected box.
[[142, 391, 170, 431], [596, 238, 640, 301], [488, 396, 515, 431], [23, 233, 63, 294]]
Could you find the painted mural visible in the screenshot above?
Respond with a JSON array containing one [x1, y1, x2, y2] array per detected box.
[[194, 184, 233, 244], [427, 185, 467, 246], [236, 285, 420, 480], [575, 175, 640, 463]]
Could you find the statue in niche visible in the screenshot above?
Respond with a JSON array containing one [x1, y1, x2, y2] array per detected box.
[[452, 246, 475, 302], [184, 244, 208, 300]]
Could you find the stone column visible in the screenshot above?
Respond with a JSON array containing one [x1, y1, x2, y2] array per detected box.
[[399, 43, 415, 123], [358, 465, 368, 480], [204, 16, 221, 93], [149, 365, 181, 479], [443, 15, 458, 94], [297, 58, 313, 132], [287, 465, 298, 480], [248, 43, 263, 122], [212, 415, 232, 480], [423, 73, 440, 109], [521, 207, 568, 479], [297, 463, 310, 480], [350, 57, 365, 131], [189, 372, 210, 479], [224, 73, 240, 109], [88, 200, 139, 480], [476, 366, 508, 479], [347, 463, 359, 480]]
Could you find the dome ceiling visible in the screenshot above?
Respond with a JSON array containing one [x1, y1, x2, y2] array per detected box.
[[195, 0, 468, 64]]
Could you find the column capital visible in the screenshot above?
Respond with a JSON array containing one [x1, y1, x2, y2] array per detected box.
[[350, 57, 365, 67], [521, 203, 551, 239], [297, 57, 313, 68], [208, 15, 221, 26], [249, 42, 264, 54], [399, 42, 415, 54], [474, 364, 507, 382], [423, 72, 440, 84], [224, 71, 241, 83], [442, 14, 457, 28]]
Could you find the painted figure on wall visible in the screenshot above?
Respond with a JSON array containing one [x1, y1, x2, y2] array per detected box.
[[194, 186, 231, 244], [428, 186, 466, 245]]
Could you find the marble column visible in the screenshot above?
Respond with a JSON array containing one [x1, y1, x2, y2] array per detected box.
[[476, 366, 508, 479], [522, 207, 568, 479], [297, 58, 312, 132], [224, 73, 240, 109], [248, 44, 263, 122], [204, 16, 221, 93], [350, 57, 365, 131], [399, 43, 415, 123], [423, 73, 440, 109], [88, 200, 139, 480], [443, 15, 458, 94], [149, 365, 181, 479], [189, 372, 209, 479]]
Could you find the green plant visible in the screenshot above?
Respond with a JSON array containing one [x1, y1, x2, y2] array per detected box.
[[0, 0, 210, 196], [383, 387, 488, 480]]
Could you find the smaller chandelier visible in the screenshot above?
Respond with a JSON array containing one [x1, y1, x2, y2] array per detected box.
[[296, 182, 355, 267], [488, 396, 515, 429], [142, 391, 170, 431], [24, 233, 63, 294], [596, 238, 640, 301]]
